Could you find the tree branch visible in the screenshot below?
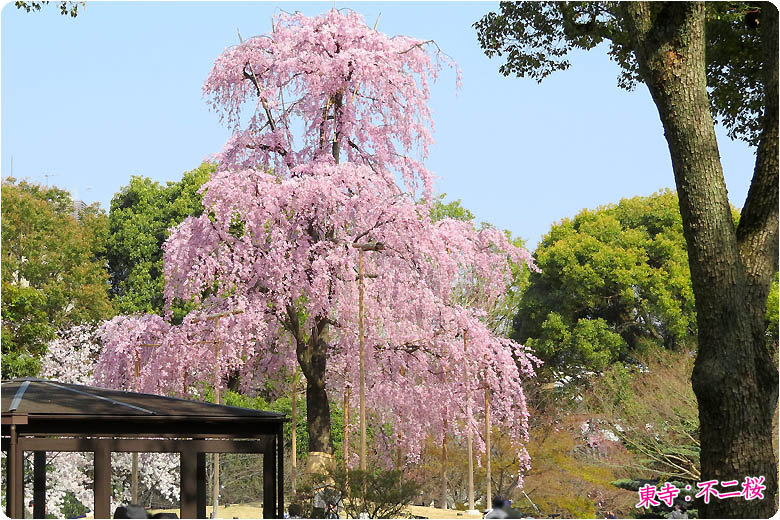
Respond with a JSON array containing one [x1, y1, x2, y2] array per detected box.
[[736, 4, 779, 308]]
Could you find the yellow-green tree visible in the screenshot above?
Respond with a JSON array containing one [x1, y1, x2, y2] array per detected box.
[[1, 179, 114, 377]]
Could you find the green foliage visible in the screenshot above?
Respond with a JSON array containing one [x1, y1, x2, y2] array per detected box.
[[474, 2, 769, 145], [530, 314, 626, 373], [430, 194, 475, 222], [515, 191, 695, 376], [766, 273, 779, 358], [705, 3, 766, 145], [311, 466, 420, 519], [14, 1, 82, 17], [60, 491, 89, 518], [106, 163, 214, 321], [1, 179, 114, 378]]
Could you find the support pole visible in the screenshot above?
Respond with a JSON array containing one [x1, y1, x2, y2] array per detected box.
[[344, 384, 350, 494], [358, 248, 367, 473], [94, 443, 111, 520], [291, 371, 298, 497], [263, 441, 277, 520], [197, 453, 207, 519], [277, 425, 285, 519], [8, 424, 21, 518], [180, 449, 197, 519], [485, 386, 491, 509], [352, 241, 383, 476], [464, 333, 474, 512], [33, 451, 46, 518], [440, 425, 447, 510], [132, 350, 140, 504], [213, 334, 221, 518], [131, 453, 139, 504]]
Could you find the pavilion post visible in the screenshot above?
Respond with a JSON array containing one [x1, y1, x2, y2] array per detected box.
[[33, 451, 46, 518], [263, 439, 277, 519], [8, 424, 23, 518], [196, 452, 207, 518], [93, 443, 111, 519], [277, 426, 284, 519], [180, 448, 197, 519]]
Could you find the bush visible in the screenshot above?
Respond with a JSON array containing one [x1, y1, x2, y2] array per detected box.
[[308, 465, 420, 519]]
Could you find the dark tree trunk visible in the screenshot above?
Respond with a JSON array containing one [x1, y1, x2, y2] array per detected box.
[[288, 308, 333, 454], [623, 3, 778, 517]]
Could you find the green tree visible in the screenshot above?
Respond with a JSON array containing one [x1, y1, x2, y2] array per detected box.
[[106, 163, 214, 320], [1, 179, 114, 378], [476, 4, 778, 516], [516, 191, 695, 376], [14, 1, 82, 17], [430, 194, 475, 222]]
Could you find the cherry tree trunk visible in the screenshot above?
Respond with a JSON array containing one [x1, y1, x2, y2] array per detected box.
[[296, 318, 333, 453], [624, 3, 778, 517]]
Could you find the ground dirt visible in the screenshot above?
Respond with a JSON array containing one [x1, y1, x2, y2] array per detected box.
[[145, 502, 483, 519]]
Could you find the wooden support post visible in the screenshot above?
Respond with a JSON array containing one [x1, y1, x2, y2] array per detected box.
[[180, 449, 197, 519], [213, 453, 221, 515], [485, 386, 492, 509], [344, 384, 350, 467], [440, 428, 447, 510], [291, 371, 298, 497], [263, 441, 277, 519], [352, 241, 383, 479], [213, 329, 221, 518], [464, 333, 474, 512], [5, 432, 10, 518], [8, 425, 23, 518], [196, 453, 207, 519], [94, 443, 111, 519], [277, 426, 284, 519], [33, 451, 46, 519], [358, 248, 367, 473], [131, 453, 139, 504]]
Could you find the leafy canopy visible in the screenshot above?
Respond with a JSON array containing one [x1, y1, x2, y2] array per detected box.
[[514, 191, 695, 376], [106, 162, 214, 321], [1, 179, 114, 378], [474, 2, 767, 145]]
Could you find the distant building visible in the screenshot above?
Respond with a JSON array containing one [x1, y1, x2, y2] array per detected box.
[[72, 199, 87, 220]]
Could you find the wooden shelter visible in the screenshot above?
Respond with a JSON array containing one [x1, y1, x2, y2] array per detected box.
[[1, 378, 287, 519]]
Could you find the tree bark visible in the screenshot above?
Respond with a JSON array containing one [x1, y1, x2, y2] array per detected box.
[[301, 318, 333, 454], [623, 3, 778, 517], [288, 306, 333, 454]]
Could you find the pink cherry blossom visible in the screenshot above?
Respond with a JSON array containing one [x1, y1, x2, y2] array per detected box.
[[96, 8, 538, 479]]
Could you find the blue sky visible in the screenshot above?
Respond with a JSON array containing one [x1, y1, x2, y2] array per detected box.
[[1, 1, 756, 248]]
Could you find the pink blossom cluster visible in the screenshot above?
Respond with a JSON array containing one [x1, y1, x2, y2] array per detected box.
[[133, 158, 536, 467], [95, 7, 538, 478], [38, 326, 180, 517], [203, 8, 459, 198]]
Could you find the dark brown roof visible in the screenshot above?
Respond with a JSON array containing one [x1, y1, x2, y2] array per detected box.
[[3, 378, 283, 418], [2, 378, 286, 437]]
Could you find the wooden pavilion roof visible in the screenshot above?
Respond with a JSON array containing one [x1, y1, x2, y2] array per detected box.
[[1, 378, 286, 437], [1, 379, 287, 519]]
